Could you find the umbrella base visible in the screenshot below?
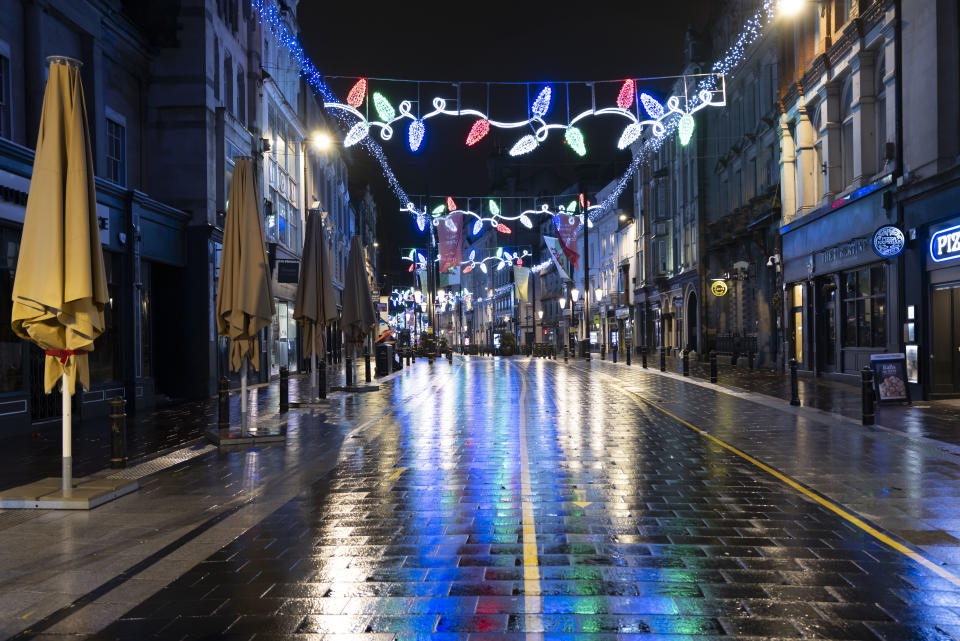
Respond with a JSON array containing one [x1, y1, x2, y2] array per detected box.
[[205, 424, 287, 448], [0, 476, 139, 510], [331, 385, 380, 393]]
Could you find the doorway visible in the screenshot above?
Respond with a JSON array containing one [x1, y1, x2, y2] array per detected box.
[[931, 283, 960, 396], [686, 292, 698, 352], [817, 277, 839, 373]]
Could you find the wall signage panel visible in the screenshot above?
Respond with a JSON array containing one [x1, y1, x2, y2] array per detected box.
[[931, 223, 960, 263]]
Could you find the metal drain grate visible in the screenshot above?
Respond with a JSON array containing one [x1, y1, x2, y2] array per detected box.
[[106, 444, 217, 480]]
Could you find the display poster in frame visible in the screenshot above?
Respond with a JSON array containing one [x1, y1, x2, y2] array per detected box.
[[870, 353, 911, 403]]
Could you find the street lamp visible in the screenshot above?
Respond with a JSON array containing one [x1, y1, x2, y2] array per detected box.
[[778, 0, 805, 16], [571, 288, 580, 302], [311, 130, 333, 151], [559, 297, 566, 310], [537, 310, 544, 320], [595, 287, 603, 303]]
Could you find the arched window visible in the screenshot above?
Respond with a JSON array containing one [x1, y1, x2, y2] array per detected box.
[[840, 76, 854, 188], [875, 52, 887, 171]]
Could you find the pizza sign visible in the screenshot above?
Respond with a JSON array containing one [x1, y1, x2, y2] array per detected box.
[[931, 223, 960, 263]]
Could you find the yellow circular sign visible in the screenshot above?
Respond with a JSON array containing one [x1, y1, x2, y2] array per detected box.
[[711, 281, 728, 297]]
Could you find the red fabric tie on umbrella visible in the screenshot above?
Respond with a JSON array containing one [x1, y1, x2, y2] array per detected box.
[[45, 349, 88, 364]]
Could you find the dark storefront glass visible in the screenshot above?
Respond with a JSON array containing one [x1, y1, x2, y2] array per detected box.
[[842, 266, 886, 348], [0, 227, 23, 392], [141, 261, 152, 378], [89, 252, 122, 382]]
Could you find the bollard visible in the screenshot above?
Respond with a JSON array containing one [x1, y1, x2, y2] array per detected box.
[[365, 347, 372, 383], [682, 348, 690, 377], [789, 358, 800, 406], [447, 348, 453, 363], [731, 351, 739, 367], [279, 366, 289, 413], [109, 397, 127, 469], [319, 360, 327, 399], [601, 343, 606, 360], [612, 346, 617, 363], [659, 347, 666, 372], [626, 343, 631, 366], [748, 352, 755, 370], [641, 347, 647, 369], [710, 351, 718, 384], [862, 365, 875, 426], [346, 355, 354, 387], [218, 377, 230, 430], [563, 346, 568, 363]]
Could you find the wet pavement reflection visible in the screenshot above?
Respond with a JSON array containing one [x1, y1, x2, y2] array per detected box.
[[90, 357, 960, 640]]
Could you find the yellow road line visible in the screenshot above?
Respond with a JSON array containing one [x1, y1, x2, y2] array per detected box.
[[20, 611, 34, 620], [613, 381, 960, 589], [515, 363, 543, 638]]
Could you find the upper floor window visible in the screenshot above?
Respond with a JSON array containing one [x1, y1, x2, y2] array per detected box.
[[213, 38, 220, 101], [224, 53, 233, 114], [105, 115, 126, 187], [840, 76, 854, 189], [0, 50, 10, 140], [811, 102, 824, 201], [875, 53, 888, 172], [237, 67, 245, 124]]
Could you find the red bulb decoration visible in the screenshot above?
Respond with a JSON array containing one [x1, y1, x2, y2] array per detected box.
[[462, 264, 474, 274], [578, 193, 586, 209], [617, 79, 636, 110], [446, 196, 457, 211], [466, 119, 490, 146], [347, 78, 367, 108], [408, 263, 415, 272], [496, 223, 512, 234]]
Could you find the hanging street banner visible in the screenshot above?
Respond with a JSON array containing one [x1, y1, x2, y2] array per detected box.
[[514, 265, 531, 303], [555, 214, 580, 268], [544, 236, 572, 281], [438, 213, 463, 273]]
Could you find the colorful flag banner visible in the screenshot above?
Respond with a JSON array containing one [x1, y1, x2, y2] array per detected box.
[[514, 265, 530, 303], [543, 236, 572, 282], [555, 213, 580, 268], [438, 213, 463, 273]]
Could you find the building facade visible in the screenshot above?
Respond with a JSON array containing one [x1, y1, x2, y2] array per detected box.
[[0, 0, 191, 431], [778, 0, 899, 382]]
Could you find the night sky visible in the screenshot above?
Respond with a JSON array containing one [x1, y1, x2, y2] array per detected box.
[[297, 2, 717, 281]]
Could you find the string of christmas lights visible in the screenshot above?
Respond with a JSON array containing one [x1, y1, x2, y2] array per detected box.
[[400, 198, 600, 236], [254, 0, 780, 224], [323, 76, 724, 156]]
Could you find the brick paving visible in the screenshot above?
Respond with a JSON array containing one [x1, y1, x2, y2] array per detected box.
[[59, 356, 960, 640], [621, 351, 960, 447]]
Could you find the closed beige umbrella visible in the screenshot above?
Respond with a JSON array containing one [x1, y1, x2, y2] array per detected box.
[[11, 57, 108, 497], [215, 156, 274, 435], [294, 210, 337, 399], [341, 236, 376, 384]]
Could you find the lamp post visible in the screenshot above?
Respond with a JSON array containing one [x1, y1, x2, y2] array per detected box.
[[571, 286, 580, 356]]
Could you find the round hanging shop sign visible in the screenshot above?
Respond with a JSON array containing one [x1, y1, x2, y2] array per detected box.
[[710, 281, 728, 297], [872, 225, 905, 258]]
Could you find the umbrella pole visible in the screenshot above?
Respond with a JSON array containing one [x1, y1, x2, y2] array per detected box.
[[311, 349, 317, 401], [62, 373, 72, 498], [240, 356, 248, 437]]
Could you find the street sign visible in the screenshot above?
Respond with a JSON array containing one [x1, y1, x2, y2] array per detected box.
[[710, 281, 728, 296]]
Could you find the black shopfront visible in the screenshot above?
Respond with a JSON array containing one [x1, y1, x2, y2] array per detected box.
[[781, 186, 899, 381], [902, 173, 960, 399]]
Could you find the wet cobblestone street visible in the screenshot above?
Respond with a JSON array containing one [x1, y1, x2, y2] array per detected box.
[[43, 357, 958, 640]]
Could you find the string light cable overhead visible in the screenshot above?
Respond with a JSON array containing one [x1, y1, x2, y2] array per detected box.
[[322, 74, 725, 156], [253, 0, 782, 220]]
